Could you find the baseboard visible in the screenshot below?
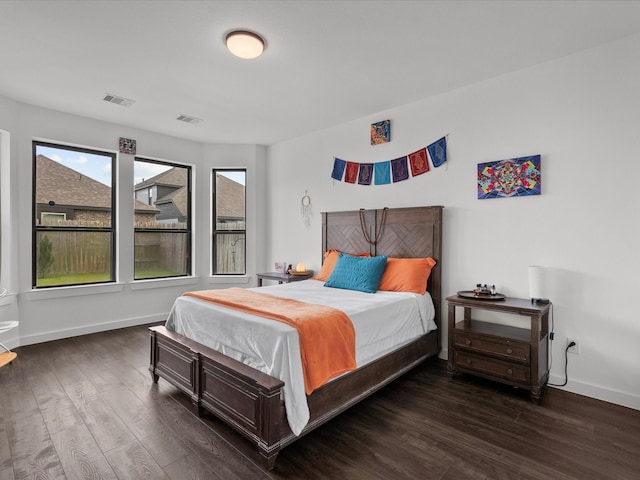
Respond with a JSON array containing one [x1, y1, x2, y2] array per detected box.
[[440, 347, 639, 411], [0, 334, 19, 351], [547, 373, 640, 411], [17, 313, 168, 347]]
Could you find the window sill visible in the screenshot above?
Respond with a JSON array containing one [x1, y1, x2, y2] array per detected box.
[[129, 276, 200, 291], [25, 282, 125, 301], [206, 275, 251, 286]]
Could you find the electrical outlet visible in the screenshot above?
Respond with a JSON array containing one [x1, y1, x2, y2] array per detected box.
[[567, 337, 580, 354]]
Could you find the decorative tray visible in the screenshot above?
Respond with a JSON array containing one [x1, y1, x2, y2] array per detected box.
[[288, 269, 312, 276], [457, 290, 506, 301]]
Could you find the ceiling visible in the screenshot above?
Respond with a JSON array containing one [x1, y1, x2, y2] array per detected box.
[[2, 1, 640, 146]]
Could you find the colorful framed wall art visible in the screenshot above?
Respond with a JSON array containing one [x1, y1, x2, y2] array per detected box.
[[477, 154, 541, 199], [370, 120, 391, 145], [119, 137, 137, 155]]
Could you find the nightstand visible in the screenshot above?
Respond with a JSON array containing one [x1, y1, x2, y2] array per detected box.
[[256, 271, 313, 286], [446, 294, 550, 403]]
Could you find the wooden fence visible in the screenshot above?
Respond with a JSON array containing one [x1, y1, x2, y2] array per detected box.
[[215, 221, 245, 274], [37, 230, 188, 277], [37, 231, 111, 277], [36, 220, 245, 277]]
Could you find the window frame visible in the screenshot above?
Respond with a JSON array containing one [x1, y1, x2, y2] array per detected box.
[[41, 212, 67, 222], [32, 140, 116, 289], [212, 168, 246, 276], [133, 156, 192, 281]]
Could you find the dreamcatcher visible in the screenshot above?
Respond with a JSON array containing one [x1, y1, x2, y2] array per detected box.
[[300, 190, 312, 227]]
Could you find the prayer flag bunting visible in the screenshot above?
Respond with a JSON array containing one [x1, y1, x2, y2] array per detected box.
[[391, 156, 409, 182], [331, 158, 346, 180], [427, 136, 447, 167], [374, 161, 391, 185], [358, 163, 374, 185], [408, 147, 429, 176], [331, 135, 447, 185], [345, 161, 359, 183]]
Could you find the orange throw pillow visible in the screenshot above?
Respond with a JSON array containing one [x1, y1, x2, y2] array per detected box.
[[377, 257, 436, 294], [312, 250, 371, 282]]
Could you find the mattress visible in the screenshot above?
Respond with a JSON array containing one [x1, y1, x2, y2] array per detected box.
[[165, 279, 436, 435]]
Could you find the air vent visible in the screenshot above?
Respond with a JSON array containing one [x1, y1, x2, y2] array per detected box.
[[103, 93, 135, 107], [177, 114, 203, 124]]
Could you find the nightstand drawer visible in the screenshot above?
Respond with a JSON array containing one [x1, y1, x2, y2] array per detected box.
[[454, 332, 530, 364], [454, 351, 530, 383]]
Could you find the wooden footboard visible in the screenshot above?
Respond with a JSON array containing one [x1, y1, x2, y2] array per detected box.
[[149, 325, 286, 468], [150, 324, 439, 470]]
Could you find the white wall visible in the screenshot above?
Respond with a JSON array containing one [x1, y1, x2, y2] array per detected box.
[[0, 31, 636, 412], [266, 34, 640, 410], [0, 99, 266, 347]]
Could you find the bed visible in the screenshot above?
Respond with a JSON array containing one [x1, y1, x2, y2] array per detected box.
[[149, 205, 443, 469]]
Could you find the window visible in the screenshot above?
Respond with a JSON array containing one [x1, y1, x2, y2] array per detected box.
[[41, 212, 66, 222], [33, 141, 116, 288], [134, 158, 191, 280], [212, 169, 246, 275]]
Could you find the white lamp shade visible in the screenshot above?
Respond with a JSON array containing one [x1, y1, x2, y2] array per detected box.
[[528, 265, 548, 299]]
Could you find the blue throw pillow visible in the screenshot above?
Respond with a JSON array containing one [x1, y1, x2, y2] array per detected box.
[[324, 254, 388, 293]]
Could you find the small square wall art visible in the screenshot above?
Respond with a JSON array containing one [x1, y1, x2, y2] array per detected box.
[[370, 120, 391, 145], [477, 154, 541, 200], [119, 137, 137, 155]]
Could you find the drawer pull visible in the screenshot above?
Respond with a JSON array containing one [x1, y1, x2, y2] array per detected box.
[[466, 358, 472, 365], [465, 339, 471, 346], [506, 348, 513, 354], [507, 368, 513, 375]]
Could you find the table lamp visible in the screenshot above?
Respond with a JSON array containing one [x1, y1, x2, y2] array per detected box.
[[528, 265, 549, 304]]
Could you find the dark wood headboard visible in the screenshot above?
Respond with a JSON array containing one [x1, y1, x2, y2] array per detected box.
[[321, 206, 443, 327]]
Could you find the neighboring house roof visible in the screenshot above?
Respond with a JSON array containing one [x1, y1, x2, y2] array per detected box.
[[216, 173, 245, 219], [36, 154, 158, 213], [135, 167, 188, 219], [154, 185, 188, 216], [134, 168, 245, 220], [135, 166, 186, 190]]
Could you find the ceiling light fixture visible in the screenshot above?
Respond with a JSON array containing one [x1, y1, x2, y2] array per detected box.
[[225, 30, 265, 59]]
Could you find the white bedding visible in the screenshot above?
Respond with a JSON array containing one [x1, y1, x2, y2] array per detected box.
[[165, 279, 437, 435]]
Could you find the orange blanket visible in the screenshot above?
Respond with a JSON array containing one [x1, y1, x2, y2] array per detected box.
[[183, 288, 356, 395]]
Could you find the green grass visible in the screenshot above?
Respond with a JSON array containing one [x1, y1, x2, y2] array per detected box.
[[36, 272, 112, 287], [36, 268, 183, 286], [134, 268, 183, 280]]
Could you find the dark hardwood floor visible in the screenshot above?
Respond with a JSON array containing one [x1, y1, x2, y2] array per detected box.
[[1, 324, 638, 479]]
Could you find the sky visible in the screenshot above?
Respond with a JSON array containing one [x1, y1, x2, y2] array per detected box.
[[134, 160, 173, 185], [37, 145, 113, 186]]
